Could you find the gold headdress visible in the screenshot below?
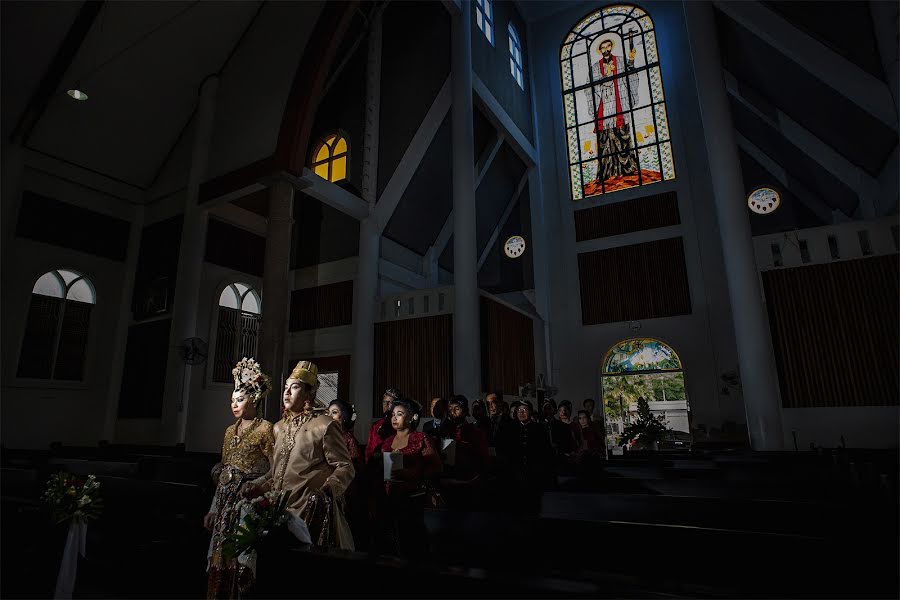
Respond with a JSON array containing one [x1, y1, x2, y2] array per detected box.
[[232, 357, 272, 406], [289, 360, 319, 388]]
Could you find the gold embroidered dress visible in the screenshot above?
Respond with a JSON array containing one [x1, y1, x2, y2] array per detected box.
[[207, 418, 274, 598]]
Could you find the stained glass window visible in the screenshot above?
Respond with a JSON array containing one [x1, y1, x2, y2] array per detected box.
[[475, 0, 494, 45], [311, 134, 349, 183], [560, 5, 674, 200], [508, 23, 524, 89], [601, 338, 690, 450]]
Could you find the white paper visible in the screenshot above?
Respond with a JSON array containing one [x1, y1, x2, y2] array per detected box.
[[383, 451, 405, 481], [440, 438, 457, 467]]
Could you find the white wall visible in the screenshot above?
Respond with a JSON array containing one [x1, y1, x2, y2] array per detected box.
[[528, 1, 744, 440], [1, 239, 130, 449]]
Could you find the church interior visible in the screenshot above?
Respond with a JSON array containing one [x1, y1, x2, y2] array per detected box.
[[1, 0, 898, 597]]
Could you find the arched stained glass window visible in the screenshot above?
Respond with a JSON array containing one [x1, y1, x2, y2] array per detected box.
[[18, 269, 96, 381], [213, 282, 261, 383], [601, 338, 690, 449], [560, 5, 674, 200], [508, 23, 524, 89], [311, 133, 349, 183]]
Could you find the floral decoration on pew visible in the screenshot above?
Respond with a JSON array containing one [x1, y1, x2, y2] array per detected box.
[[42, 472, 103, 524], [224, 490, 290, 560]]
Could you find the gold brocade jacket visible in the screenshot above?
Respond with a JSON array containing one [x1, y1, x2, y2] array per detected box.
[[257, 413, 355, 523]]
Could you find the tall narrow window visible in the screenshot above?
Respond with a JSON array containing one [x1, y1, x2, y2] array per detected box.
[[475, 0, 494, 45], [561, 5, 674, 199], [311, 133, 349, 183], [508, 23, 524, 89], [213, 283, 261, 383], [17, 270, 96, 381]]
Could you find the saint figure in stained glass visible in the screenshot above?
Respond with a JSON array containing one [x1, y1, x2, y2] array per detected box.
[[585, 34, 641, 186], [561, 5, 674, 200]]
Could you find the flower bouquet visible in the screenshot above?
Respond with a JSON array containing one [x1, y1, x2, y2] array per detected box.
[[42, 472, 102, 599], [42, 472, 103, 524], [223, 491, 290, 560]]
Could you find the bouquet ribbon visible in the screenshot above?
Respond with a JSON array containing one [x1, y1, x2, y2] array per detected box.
[[54, 521, 87, 599]]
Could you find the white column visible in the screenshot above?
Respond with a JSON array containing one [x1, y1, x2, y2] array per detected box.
[[684, 2, 783, 450], [451, 0, 481, 399], [103, 205, 145, 441], [259, 179, 294, 421], [526, 167, 552, 386], [350, 7, 383, 427], [161, 76, 218, 445]]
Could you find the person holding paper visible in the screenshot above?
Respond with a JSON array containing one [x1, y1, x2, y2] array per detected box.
[[377, 397, 442, 557]]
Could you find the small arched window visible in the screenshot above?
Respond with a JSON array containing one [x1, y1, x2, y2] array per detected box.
[[213, 283, 262, 383], [311, 133, 349, 183], [17, 269, 96, 381], [560, 5, 674, 199], [508, 23, 524, 89]]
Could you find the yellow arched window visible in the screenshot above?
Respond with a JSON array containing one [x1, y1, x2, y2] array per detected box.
[[311, 134, 349, 182]]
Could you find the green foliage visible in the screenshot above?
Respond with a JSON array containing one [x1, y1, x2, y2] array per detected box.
[[42, 472, 103, 524], [223, 491, 290, 560], [619, 397, 670, 449]]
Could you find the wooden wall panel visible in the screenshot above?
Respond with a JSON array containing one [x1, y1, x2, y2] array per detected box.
[[480, 297, 535, 395], [373, 315, 453, 415], [289, 281, 353, 331], [577, 237, 692, 325], [763, 255, 899, 408], [574, 190, 679, 242]]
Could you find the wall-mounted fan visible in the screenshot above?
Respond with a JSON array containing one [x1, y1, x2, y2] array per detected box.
[[178, 337, 208, 366]]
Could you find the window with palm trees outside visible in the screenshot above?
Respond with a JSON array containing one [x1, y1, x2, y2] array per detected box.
[[601, 338, 690, 450]]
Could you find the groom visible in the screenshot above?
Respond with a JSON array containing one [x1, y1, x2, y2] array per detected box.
[[245, 360, 355, 549]]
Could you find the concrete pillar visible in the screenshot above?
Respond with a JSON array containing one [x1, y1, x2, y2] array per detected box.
[[451, 0, 481, 399], [351, 219, 380, 427], [526, 167, 553, 386], [161, 75, 218, 445], [103, 205, 145, 441], [259, 179, 294, 421], [351, 7, 383, 427], [870, 0, 900, 121], [684, 2, 784, 450]]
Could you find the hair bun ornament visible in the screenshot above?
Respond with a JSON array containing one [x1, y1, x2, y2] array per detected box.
[[412, 413, 420, 422], [232, 357, 272, 405]]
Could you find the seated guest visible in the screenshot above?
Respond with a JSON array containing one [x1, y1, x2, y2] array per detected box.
[[378, 398, 442, 558], [422, 397, 448, 441], [496, 400, 553, 513], [365, 388, 401, 464], [470, 399, 492, 439]]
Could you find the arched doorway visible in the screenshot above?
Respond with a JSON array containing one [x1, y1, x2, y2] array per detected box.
[[601, 338, 690, 449]]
